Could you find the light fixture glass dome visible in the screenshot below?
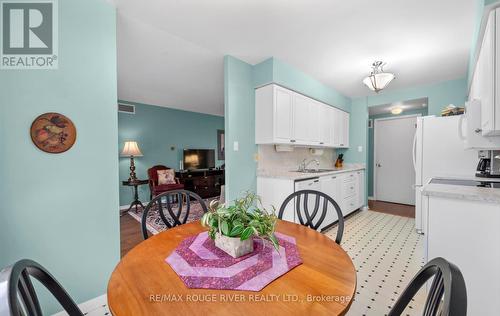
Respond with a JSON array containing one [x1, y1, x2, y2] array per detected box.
[[363, 61, 395, 93], [390, 107, 403, 115]]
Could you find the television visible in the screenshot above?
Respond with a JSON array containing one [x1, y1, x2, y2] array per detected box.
[[183, 149, 215, 171]]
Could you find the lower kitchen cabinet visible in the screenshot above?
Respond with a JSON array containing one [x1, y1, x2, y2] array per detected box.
[[257, 169, 365, 231], [319, 174, 341, 230], [423, 195, 500, 316]]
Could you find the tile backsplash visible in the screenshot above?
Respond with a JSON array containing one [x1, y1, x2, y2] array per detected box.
[[257, 145, 337, 171]]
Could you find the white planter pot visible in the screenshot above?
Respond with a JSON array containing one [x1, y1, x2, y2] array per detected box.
[[214, 233, 254, 258]]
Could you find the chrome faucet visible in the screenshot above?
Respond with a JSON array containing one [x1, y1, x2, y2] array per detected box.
[[299, 158, 320, 171]]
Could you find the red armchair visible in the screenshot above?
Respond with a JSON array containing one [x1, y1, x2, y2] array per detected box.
[[147, 165, 184, 200]]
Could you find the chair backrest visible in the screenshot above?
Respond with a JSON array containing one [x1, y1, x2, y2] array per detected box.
[[147, 165, 171, 186], [142, 189, 208, 239], [278, 190, 344, 244], [0, 259, 83, 316], [388, 257, 467, 316]]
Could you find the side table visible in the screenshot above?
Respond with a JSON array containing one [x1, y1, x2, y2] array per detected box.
[[122, 179, 149, 214]]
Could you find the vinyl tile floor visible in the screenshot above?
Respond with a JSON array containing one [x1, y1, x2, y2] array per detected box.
[[325, 210, 426, 316], [55, 210, 424, 316]]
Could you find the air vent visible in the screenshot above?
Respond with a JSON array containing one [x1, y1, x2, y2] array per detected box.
[[118, 103, 135, 114]]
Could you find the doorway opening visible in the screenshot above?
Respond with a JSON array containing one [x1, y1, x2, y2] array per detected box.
[[368, 98, 428, 217]]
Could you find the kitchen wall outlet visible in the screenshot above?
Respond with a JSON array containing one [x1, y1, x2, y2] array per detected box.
[[233, 141, 239, 151], [358, 146, 363, 152]]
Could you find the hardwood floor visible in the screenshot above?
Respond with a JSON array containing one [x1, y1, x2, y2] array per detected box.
[[368, 200, 415, 218], [120, 214, 143, 257]]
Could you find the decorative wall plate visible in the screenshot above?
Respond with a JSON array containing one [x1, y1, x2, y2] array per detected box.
[[30, 112, 77, 153]]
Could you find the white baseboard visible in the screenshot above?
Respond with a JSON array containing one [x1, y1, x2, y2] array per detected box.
[[368, 196, 375, 200], [361, 205, 370, 211]]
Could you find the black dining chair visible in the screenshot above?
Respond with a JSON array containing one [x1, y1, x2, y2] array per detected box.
[[142, 189, 208, 240], [0, 259, 83, 316], [278, 190, 344, 244], [388, 257, 467, 316]]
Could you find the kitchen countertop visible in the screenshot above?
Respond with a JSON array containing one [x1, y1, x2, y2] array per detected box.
[[422, 182, 500, 204], [257, 164, 365, 180]]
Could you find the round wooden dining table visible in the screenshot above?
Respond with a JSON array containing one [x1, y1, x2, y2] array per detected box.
[[107, 220, 356, 316]]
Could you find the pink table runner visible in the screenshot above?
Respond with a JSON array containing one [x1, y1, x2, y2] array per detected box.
[[165, 231, 303, 291]]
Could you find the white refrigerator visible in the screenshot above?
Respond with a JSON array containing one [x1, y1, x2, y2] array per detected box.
[[413, 115, 478, 234]]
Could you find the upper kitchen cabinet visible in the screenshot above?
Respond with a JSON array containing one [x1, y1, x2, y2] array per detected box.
[[470, 8, 500, 136], [333, 108, 350, 148], [292, 93, 314, 144], [255, 84, 349, 148], [319, 103, 335, 147]]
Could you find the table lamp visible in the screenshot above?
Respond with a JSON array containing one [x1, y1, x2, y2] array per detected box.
[[121, 141, 143, 181]]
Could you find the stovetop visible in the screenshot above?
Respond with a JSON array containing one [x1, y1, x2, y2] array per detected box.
[[430, 178, 500, 188]]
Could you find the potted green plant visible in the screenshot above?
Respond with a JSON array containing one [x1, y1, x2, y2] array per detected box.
[[201, 192, 280, 258]]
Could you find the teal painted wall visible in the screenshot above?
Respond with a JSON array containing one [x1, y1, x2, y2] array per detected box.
[[0, 0, 119, 313], [367, 108, 428, 197], [118, 101, 224, 206], [224, 56, 351, 202], [224, 56, 257, 201]]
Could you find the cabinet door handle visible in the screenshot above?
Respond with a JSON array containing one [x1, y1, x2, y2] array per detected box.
[[320, 142, 324, 144], [340, 144, 344, 146], [331, 176, 336, 179], [474, 128, 482, 134], [290, 140, 296, 143], [313, 180, 319, 183]]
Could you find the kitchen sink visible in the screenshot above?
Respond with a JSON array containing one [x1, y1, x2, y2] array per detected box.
[[293, 169, 337, 173]]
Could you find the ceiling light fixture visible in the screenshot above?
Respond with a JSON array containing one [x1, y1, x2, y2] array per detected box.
[[391, 107, 403, 115], [362, 61, 396, 93]]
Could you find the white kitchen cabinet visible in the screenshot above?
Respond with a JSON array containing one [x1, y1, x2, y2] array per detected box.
[[332, 108, 350, 148], [257, 169, 365, 231], [255, 84, 349, 148], [469, 9, 500, 136], [320, 104, 335, 147], [340, 110, 350, 148], [257, 177, 295, 222], [424, 194, 500, 316], [339, 172, 358, 215], [292, 93, 312, 144], [319, 174, 341, 230], [460, 100, 500, 149], [274, 87, 294, 142], [479, 10, 496, 136], [308, 100, 322, 145], [356, 170, 365, 208]]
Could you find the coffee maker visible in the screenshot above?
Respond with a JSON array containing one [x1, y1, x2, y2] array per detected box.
[[476, 150, 500, 178]]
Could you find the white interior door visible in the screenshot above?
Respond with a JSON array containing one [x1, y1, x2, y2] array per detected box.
[[375, 115, 418, 205]]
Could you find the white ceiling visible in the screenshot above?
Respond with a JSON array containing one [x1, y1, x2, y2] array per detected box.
[[369, 97, 429, 116], [116, 0, 477, 116]]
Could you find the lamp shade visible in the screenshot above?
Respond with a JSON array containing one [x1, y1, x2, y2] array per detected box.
[[121, 141, 143, 157], [362, 61, 396, 93], [363, 72, 395, 92]]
